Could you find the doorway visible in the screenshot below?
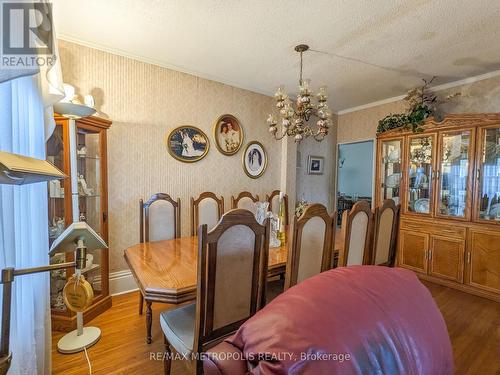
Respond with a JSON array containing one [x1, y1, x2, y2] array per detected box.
[[336, 140, 374, 225]]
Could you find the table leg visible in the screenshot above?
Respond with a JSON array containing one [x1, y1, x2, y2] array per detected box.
[[146, 301, 152, 344], [139, 293, 144, 315]]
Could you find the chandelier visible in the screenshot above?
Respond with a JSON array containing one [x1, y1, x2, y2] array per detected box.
[[267, 44, 332, 143]]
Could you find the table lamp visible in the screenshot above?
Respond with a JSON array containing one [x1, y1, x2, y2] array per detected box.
[[49, 222, 107, 353], [0, 151, 105, 374]]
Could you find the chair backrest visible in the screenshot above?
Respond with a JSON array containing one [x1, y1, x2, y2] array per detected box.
[[139, 193, 181, 243], [231, 191, 259, 212], [190, 192, 224, 236], [340, 200, 373, 266], [372, 199, 400, 266], [194, 209, 270, 355], [266, 190, 289, 225], [285, 203, 336, 289]]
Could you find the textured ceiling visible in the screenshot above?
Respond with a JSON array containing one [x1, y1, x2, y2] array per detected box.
[[53, 0, 500, 111]]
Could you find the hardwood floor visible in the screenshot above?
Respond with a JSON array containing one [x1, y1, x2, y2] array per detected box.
[[52, 283, 500, 375], [421, 281, 500, 375]]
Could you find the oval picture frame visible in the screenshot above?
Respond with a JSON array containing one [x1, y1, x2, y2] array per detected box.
[[242, 141, 268, 179], [165, 125, 210, 163], [213, 114, 244, 156]]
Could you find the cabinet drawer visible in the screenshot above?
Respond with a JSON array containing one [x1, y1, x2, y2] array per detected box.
[[400, 219, 466, 239]]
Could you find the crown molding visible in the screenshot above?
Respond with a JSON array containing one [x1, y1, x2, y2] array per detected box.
[[336, 69, 500, 115], [57, 34, 274, 98]]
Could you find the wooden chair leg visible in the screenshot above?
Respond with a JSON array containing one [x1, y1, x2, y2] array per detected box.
[[139, 293, 144, 315], [146, 301, 153, 344], [163, 335, 172, 375]]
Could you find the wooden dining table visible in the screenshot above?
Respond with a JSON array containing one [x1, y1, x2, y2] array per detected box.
[[124, 228, 343, 343]]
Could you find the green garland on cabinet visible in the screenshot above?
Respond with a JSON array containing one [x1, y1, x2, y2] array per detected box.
[[377, 77, 437, 134]]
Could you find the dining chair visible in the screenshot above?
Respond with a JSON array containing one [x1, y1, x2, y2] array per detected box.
[[284, 203, 336, 290], [266, 190, 289, 225], [339, 200, 373, 267], [160, 209, 270, 375], [231, 191, 260, 212], [372, 199, 400, 266], [190, 192, 224, 236], [138, 193, 181, 322]]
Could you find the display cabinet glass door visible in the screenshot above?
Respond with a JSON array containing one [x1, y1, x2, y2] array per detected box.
[[436, 130, 473, 219], [476, 126, 500, 223], [407, 135, 435, 215], [76, 125, 104, 299], [47, 123, 70, 244], [380, 139, 402, 206]]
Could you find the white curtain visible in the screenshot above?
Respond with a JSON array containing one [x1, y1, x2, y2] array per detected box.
[[0, 75, 52, 374]]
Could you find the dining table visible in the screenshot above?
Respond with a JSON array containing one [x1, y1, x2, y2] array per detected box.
[[124, 227, 344, 343]]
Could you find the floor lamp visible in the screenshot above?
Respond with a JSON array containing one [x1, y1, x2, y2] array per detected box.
[[0, 151, 106, 374]]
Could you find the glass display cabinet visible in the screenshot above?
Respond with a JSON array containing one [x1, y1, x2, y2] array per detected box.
[[47, 114, 112, 331], [406, 135, 435, 215], [378, 138, 403, 206], [475, 126, 500, 222], [436, 129, 473, 220], [375, 114, 500, 302]]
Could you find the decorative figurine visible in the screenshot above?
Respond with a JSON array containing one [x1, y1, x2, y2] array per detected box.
[[77, 146, 87, 157], [78, 174, 93, 196]]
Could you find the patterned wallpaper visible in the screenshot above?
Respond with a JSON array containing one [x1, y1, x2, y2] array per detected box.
[[58, 40, 281, 273], [337, 75, 500, 143]]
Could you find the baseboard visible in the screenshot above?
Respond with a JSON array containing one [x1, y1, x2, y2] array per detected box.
[[94, 269, 139, 296]]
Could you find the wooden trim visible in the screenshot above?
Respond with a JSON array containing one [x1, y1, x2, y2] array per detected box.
[[231, 191, 259, 209], [339, 200, 373, 267], [265, 190, 289, 225], [376, 113, 500, 139], [284, 204, 335, 289], [190, 192, 224, 236], [372, 200, 400, 266], [140, 193, 181, 242]]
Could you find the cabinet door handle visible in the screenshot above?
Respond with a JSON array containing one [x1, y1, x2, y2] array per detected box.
[[466, 252, 471, 264], [477, 168, 481, 181]]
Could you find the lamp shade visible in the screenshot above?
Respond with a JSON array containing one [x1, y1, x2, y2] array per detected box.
[[49, 222, 108, 256], [0, 151, 66, 185]]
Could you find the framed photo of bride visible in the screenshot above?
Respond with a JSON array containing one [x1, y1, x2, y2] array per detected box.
[[242, 141, 267, 179], [166, 126, 210, 163], [213, 114, 244, 156]]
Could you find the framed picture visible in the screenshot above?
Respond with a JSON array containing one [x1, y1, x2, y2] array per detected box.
[[242, 141, 267, 179], [213, 114, 244, 155], [307, 155, 324, 175], [165, 126, 209, 163]]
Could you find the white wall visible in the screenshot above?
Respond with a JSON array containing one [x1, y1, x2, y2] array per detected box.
[[337, 141, 374, 198]]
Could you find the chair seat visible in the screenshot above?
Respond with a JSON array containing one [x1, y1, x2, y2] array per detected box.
[[160, 303, 195, 357]]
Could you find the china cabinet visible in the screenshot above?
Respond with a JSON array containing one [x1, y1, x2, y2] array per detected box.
[[376, 114, 500, 302], [47, 114, 112, 331]]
